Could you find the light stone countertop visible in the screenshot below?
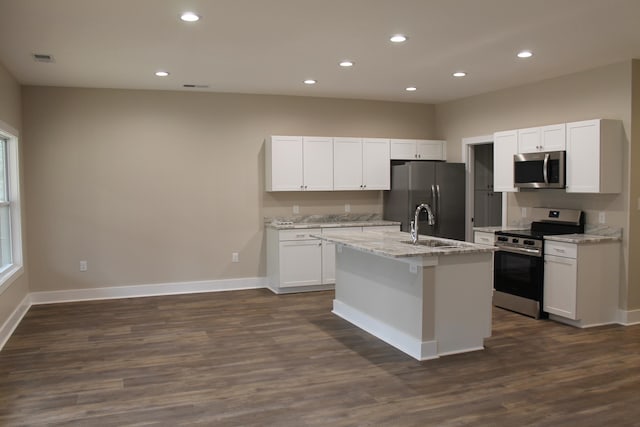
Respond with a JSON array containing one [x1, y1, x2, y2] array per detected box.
[[314, 230, 497, 258], [473, 224, 622, 244], [543, 234, 621, 244], [265, 213, 400, 230]]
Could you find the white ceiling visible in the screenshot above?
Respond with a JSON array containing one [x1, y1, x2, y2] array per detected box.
[[1, 0, 640, 104]]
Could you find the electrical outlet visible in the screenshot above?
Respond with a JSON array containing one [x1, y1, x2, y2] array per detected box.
[[232, 252, 239, 263], [79, 260, 88, 272], [521, 207, 527, 217], [598, 211, 606, 224], [409, 264, 418, 274], [345, 203, 351, 213], [293, 204, 300, 214]]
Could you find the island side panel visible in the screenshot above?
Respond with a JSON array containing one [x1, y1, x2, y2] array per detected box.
[[332, 246, 438, 360], [433, 253, 494, 356]]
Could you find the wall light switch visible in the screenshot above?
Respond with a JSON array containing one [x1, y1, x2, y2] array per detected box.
[[79, 260, 88, 272], [521, 207, 527, 218], [409, 264, 418, 274], [232, 252, 239, 263], [598, 211, 606, 224], [293, 205, 300, 214], [345, 203, 351, 213]]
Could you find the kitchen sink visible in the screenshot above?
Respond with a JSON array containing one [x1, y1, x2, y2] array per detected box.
[[400, 239, 463, 248]]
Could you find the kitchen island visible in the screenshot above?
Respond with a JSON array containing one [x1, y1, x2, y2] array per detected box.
[[315, 230, 497, 361]]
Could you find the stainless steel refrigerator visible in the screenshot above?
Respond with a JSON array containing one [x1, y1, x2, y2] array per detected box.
[[383, 161, 466, 241]]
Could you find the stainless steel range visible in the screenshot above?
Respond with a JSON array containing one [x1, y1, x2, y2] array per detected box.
[[493, 208, 584, 318]]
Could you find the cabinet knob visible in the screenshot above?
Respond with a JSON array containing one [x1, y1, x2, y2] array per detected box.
[[363, 184, 366, 188], [304, 185, 308, 189]]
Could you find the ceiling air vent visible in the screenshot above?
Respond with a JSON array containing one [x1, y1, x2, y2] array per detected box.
[[183, 84, 209, 88], [32, 53, 55, 63]]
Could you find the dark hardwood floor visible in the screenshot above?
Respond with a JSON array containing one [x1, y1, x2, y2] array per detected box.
[[1, 289, 640, 426]]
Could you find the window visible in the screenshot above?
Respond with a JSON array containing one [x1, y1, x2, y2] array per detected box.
[[0, 122, 22, 291], [0, 137, 11, 271]]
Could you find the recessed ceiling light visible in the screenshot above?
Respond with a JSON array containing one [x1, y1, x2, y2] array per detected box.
[[155, 71, 170, 77], [180, 12, 200, 22], [517, 50, 533, 58], [390, 34, 408, 43], [304, 79, 317, 85], [452, 71, 467, 77], [405, 86, 417, 92], [339, 60, 354, 67]]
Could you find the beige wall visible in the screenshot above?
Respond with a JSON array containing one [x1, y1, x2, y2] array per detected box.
[[22, 87, 436, 291], [0, 62, 28, 326], [435, 61, 635, 309], [629, 60, 640, 308]]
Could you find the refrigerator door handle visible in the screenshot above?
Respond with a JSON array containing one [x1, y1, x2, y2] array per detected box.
[[430, 184, 437, 226], [436, 184, 441, 228]]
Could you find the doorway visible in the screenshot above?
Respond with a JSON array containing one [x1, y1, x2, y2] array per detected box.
[[462, 135, 506, 241], [473, 143, 502, 228]]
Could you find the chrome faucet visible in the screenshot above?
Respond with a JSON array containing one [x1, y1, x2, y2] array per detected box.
[[410, 203, 435, 244]]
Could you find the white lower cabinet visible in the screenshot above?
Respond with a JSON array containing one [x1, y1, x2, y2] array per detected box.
[[322, 224, 400, 284], [473, 231, 495, 245], [267, 224, 400, 293], [543, 239, 620, 327], [321, 227, 362, 285], [544, 253, 578, 319]]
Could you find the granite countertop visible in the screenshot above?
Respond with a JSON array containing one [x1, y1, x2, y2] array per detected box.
[[314, 230, 497, 258], [543, 234, 621, 244], [474, 224, 622, 244], [265, 213, 401, 230]]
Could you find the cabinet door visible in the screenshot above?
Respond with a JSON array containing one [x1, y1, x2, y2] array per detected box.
[[543, 254, 578, 319], [303, 136, 333, 191], [279, 240, 322, 287], [493, 130, 518, 192], [333, 138, 363, 190], [541, 123, 566, 151], [566, 120, 600, 193], [321, 226, 362, 284], [517, 127, 541, 153], [416, 140, 445, 160], [362, 138, 390, 190], [267, 136, 303, 191], [390, 139, 417, 160]]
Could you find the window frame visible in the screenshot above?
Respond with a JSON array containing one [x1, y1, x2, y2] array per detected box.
[[0, 119, 23, 295]]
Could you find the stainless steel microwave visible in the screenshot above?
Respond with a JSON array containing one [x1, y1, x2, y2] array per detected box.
[[513, 151, 565, 189]]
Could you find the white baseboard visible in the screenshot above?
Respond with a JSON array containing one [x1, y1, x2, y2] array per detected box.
[[0, 294, 31, 350], [29, 277, 267, 305], [0, 277, 267, 351], [617, 308, 640, 326], [332, 299, 438, 361]]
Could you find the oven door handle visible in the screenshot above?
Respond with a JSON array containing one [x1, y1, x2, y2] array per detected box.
[[496, 246, 542, 257]]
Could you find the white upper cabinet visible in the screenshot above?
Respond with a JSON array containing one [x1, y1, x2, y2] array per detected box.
[[517, 124, 566, 153], [265, 136, 304, 191], [390, 139, 446, 160], [334, 138, 390, 190], [566, 119, 622, 193], [333, 138, 363, 190], [493, 130, 519, 192], [302, 136, 334, 191], [540, 124, 566, 151], [362, 138, 390, 190], [265, 136, 332, 191]]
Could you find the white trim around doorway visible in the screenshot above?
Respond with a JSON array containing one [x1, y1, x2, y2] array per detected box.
[[461, 135, 508, 242]]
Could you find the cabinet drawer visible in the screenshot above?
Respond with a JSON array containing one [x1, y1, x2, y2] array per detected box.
[[544, 240, 577, 258], [474, 231, 494, 245], [279, 228, 322, 241]]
